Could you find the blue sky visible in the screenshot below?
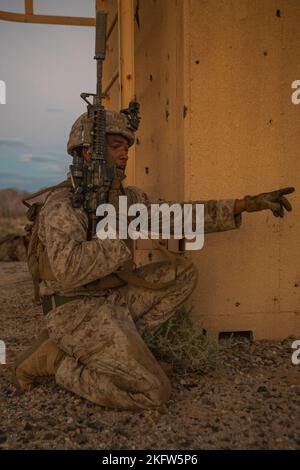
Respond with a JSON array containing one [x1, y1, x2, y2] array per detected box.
[[0, 0, 97, 191]]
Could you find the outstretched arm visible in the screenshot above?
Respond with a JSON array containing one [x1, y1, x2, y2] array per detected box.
[[234, 187, 295, 217], [234, 199, 246, 215], [124, 185, 295, 236]]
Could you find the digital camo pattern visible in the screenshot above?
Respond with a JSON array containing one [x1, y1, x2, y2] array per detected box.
[[38, 183, 241, 409], [38, 187, 131, 297], [67, 110, 135, 156], [125, 185, 242, 234], [47, 261, 197, 410]]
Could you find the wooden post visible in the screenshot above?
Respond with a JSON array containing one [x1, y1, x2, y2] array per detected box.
[[118, 0, 135, 186], [25, 0, 33, 15]]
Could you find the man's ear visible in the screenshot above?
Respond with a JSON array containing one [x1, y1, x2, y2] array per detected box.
[[82, 146, 91, 161]]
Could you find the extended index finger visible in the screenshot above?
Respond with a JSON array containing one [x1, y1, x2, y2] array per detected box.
[[278, 187, 295, 196], [279, 196, 292, 211]]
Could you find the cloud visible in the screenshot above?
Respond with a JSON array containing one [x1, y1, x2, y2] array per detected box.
[[19, 153, 64, 163], [19, 154, 33, 162], [0, 172, 64, 191], [0, 172, 19, 180], [0, 138, 31, 150], [42, 163, 65, 173], [41, 151, 66, 161]]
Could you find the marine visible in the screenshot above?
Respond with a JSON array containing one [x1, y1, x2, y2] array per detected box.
[[11, 106, 295, 410]]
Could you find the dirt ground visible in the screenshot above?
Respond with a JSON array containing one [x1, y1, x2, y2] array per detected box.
[[0, 262, 299, 450]]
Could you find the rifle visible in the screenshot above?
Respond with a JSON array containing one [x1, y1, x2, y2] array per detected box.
[[70, 11, 115, 240]]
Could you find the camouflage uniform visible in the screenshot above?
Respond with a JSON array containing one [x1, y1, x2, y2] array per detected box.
[[38, 181, 241, 410]]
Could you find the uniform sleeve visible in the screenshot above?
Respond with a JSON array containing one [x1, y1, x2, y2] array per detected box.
[[195, 198, 241, 233], [41, 197, 132, 290], [125, 186, 241, 234]]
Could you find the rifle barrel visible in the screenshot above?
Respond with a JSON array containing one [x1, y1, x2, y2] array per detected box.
[[95, 11, 107, 60]]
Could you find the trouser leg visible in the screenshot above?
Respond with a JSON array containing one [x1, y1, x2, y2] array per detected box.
[[121, 260, 198, 334], [46, 294, 171, 410]]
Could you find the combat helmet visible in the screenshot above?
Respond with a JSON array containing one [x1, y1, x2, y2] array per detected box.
[[67, 103, 140, 156]]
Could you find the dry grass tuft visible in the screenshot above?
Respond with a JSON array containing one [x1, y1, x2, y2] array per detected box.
[[143, 307, 219, 375]]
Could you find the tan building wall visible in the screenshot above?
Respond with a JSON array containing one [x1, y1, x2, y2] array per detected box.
[[103, 0, 300, 340], [182, 0, 299, 339]]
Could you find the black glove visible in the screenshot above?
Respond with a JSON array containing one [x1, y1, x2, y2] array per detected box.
[[244, 187, 295, 218]]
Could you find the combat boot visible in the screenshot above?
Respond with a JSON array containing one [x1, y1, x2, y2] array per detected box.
[[12, 330, 66, 392]]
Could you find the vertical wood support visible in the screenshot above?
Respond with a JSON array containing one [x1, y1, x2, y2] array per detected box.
[[96, 0, 110, 108], [96, 0, 136, 184], [25, 0, 34, 15], [95, 0, 105, 13], [118, 0, 136, 186]]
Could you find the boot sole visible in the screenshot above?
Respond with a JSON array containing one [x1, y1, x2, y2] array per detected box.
[[12, 329, 49, 393]]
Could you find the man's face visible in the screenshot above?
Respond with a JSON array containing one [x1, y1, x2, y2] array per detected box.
[[82, 134, 129, 169], [105, 134, 129, 169]]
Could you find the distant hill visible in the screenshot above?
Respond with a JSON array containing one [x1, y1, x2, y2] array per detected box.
[[0, 188, 30, 218]]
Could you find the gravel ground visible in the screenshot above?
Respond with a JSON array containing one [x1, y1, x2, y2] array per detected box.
[[0, 262, 299, 450]]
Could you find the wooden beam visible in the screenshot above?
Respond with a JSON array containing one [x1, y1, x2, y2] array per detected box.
[[25, 0, 33, 15], [118, 0, 135, 107], [0, 11, 95, 27], [106, 13, 118, 42], [118, 0, 135, 184], [95, 0, 105, 12], [103, 70, 119, 96]]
